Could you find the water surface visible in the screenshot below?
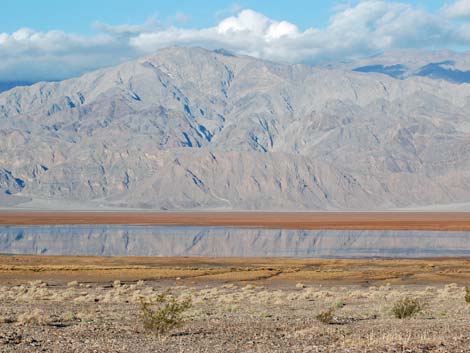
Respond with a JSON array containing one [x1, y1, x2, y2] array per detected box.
[[1, 225, 470, 258]]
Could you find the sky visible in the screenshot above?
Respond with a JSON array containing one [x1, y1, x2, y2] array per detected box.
[[1, 0, 470, 82]]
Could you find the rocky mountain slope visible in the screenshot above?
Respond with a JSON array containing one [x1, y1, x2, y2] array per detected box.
[[1, 47, 470, 210]]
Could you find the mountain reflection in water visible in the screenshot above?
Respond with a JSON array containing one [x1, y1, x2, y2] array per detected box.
[[1, 226, 470, 258]]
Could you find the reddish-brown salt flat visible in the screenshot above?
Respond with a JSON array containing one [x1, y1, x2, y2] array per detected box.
[[0, 211, 470, 230]]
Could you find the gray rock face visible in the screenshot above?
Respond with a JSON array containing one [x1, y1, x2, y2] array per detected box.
[[0, 169, 25, 195], [1, 47, 470, 210]]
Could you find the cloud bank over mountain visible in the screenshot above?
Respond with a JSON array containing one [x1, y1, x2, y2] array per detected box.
[[1, 0, 470, 82]]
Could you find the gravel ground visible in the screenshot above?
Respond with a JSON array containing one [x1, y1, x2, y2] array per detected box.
[[1, 280, 470, 352]]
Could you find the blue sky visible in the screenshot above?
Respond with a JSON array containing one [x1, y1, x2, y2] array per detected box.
[[1, 1, 446, 33], [1, 0, 470, 82]]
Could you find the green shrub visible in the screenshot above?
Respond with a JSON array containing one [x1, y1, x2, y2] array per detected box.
[[140, 292, 192, 337], [391, 297, 423, 319], [465, 286, 470, 304], [61, 312, 76, 322], [334, 300, 345, 309]]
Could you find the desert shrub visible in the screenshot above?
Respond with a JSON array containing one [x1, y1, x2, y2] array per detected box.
[[334, 300, 345, 309], [315, 308, 335, 324], [76, 312, 94, 323], [17, 309, 51, 326], [465, 286, 470, 304], [391, 297, 423, 319], [61, 312, 76, 321], [0, 315, 15, 324], [140, 292, 192, 337]]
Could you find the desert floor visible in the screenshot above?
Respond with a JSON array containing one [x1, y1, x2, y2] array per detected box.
[[1, 256, 470, 352]]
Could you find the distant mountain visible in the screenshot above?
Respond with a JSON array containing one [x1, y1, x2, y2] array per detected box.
[[1, 47, 470, 210], [353, 64, 408, 79], [344, 50, 470, 83]]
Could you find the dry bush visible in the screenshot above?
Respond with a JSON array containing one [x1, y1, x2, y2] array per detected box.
[[465, 286, 470, 304], [391, 297, 423, 319], [17, 309, 51, 326], [315, 308, 335, 324], [76, 312, 95, 323], [140, 292, 192, 337], [0, 315, 15, 324]]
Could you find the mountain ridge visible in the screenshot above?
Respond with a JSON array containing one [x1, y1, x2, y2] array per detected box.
[[1, 47, 470, 210]]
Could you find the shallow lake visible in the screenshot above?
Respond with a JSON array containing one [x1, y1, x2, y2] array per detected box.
[[1, 225, 470, 258]]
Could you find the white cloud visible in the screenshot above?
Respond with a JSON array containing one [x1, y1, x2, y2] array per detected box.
[[444, 0, 470, 19], [0, 28, 139, 81], [131, 4, 456, 63], [217, 9, 299, 38], [0, 1, 470, 82]]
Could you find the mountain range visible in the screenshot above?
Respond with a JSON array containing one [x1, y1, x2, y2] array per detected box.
[[1, 47, 470, 210]]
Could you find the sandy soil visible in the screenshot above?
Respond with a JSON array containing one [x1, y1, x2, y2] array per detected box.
[[3, 256, 470, 352], [1, 268, 470, 352], [2, 256, 470, 286], [2, 211, 470, 230]]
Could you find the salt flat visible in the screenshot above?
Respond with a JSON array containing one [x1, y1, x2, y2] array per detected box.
[[1, 211, 470, 230]]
